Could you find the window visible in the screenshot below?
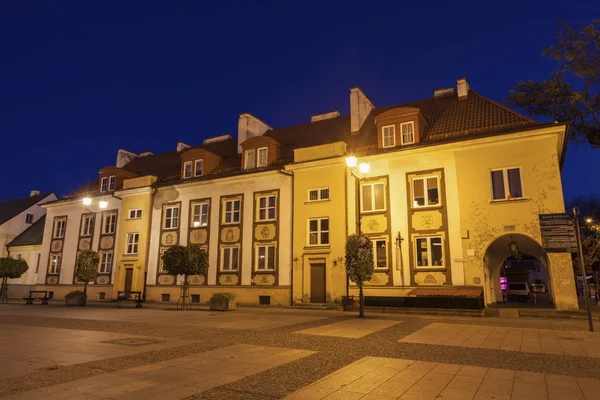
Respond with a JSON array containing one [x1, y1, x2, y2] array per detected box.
[[258, 195, 276, 221], [256, 244, 276, 270], [100, 177, 108, 192], [81, 215, 93, 236], [99, 251, 113, 273], [382, 125, 395, 148], [221, 246, 239, 271], [192, 202, 209, 227], [401, 122, 415, 144], [126, 233, 139, 255], [245, 149, 255, 169], [308, 188, 329, 202], [103, 213, 117, 234], [491, 167, 523, 201], [54, 218, 66, 238], [413, 176, 439, 207], [224, 199, 241, 224], [257, 147, 268, 167], [25, 213, 34, 224], [164, 206, 179, 229], [128, 209, 142, 219], [49, 254, 61, 274], [374, 240, 388, 269], [308, 218, 329, 245], [194, 159, 204, 177], [108, 175, 116, 191], [361, 182, 385, 212], [415, 236, 444, 268], [183, 161, 192, 178]]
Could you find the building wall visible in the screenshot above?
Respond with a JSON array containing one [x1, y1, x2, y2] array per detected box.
[[5, 244, 42, 297]]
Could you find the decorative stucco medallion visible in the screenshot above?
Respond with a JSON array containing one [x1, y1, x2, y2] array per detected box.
[[368, 273, 388, 286], [421, 214, 434, 229], [158, 274, 175, 285], [219, 274, 239, 285], [162, 232, 178, 246], [361, 215, 387, 234], [100, 236, 114, 250], [51, 240, 63, 252], [188, 274, 205, 285], [96, 275, 110, 285], [79, 238, 91, 251], [411, 210, 443, 231], [254, 274, 275, 285], [424, 274, 437, 284], [473, 277, 481, 284], [46, 275, 59, 284], [221, 227, 240, 243], [255, 224, 276, 241], [189, 229, 207, 244]]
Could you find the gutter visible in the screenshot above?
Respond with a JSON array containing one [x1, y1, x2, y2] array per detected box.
[[559, 123, 572, 171], [278, 168, 294, 306]]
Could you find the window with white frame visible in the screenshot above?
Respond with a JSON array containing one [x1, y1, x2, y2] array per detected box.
[[183, 161, 193, 178], [415, 236, 444, 268], [128, 209, 142, 219], [382, 125, 395, 148], [192, 201, 209, 227], [100, 177, 108, 192], [126, 233, 139, 254], [244, 149, 255, 169], [308, 218, 329, 245], [223, 199, 241, 224], [195, 159, 204, 176], [108, 175, 116, 191], [49, 254, 61, 274], [401, 122, 415, 144], [308, 188, 329, 202], [257, 147, 268, 167], [361, 182, 385, 212], [25, 213, 34, 224], [103, 212, 117, 234], [257, 195, 276, 221], [491, 167, 523, 201], [221, 246, 239, 271], [164, 206, 179, 229], [99, 251, 113, 273], [412, 176, 439, 207], [54, 218, 66, 238], [373, 239, 388, 269], [256, 244, 276, 270], [81, 215, 93, 236]]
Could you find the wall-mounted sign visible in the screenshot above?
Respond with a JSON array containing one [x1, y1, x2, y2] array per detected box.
[[539, 213, 578, 253]]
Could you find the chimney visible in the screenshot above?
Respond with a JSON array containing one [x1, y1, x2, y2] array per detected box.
[[177, 142, 190, 152], [457, 78, 470, 100], [350, 87, 375, 135], [116, 149, 138, 168], [237, 113, 272, 153], [30, 190, 40, 197], [311, 111, 340, 122]]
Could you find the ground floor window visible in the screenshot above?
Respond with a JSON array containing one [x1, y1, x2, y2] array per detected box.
[[415, 236, 444, 268], [256, 244, 276, 271], [221, 246, 239, 271], [49, 254, 61, 274], [99, 251, 113, 274], [373, 239, 388, 269]]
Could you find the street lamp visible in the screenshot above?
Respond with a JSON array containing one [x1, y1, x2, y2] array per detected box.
[[82, 197, 108, 212]]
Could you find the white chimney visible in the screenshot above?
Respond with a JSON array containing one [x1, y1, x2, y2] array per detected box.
[[311, 111, 340, 122], [30, 190, 40, 197], [237, 113, 272, 153], [177, 142, 191, 152], [116, 149, 138, 168], [350, 87, 375, 134], [457, 78, 470, 100]]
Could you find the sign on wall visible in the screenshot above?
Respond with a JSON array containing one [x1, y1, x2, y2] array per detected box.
[[539, 213, 578, 253]]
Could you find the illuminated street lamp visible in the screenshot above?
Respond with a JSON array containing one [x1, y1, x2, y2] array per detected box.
[[345, 156, 370, 234], [82, 197, 108, 212]]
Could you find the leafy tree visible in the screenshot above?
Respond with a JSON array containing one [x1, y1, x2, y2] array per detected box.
[[0, 257, 28, 303], [162, 244, 209, 310], [75, 250, 99, 298], [507, 20, 600, 147], [345, 234, 374, 318]]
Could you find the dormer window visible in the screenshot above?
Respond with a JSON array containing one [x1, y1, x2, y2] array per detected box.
[[257, 147, 268, 167], [194, 159, 203, 177], [382, 125, 396, 148], [100, 177, 108, 192], [183, 161, 193, 178], [245, 149, 256, 169], [108, 175, 116, 191], [401, 122, 415, 145]]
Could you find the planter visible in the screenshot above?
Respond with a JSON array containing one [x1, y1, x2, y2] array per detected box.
[[209, 297, 236, 311], [65, 294, 86, 306]]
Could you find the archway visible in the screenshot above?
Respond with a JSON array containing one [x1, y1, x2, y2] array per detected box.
[[483, 233, 551, 307]]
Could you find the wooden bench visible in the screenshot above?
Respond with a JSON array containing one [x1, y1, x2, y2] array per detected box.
[[117, 291, 144, 308], [23, 290, 53, 305]]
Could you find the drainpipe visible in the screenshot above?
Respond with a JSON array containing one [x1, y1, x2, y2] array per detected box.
[[142, 187, 158, 302], [278, 168, 294, 306]]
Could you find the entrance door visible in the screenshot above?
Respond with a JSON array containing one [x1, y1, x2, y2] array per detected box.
[[124, 268, 133, 296], [310, 263, 326, 303]]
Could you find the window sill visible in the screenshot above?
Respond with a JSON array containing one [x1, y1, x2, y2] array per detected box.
[[414, 267, 446, 272], [303, 245, 331, 253], [190, 225, 208, 229], [254, 270, 276, 274], [489, 198, 529, 204], [305, 199, 331, 204], [123, 253, 138, 257], [360, 209, 387, 215], [220, 270, 239, 273], [256, 219, 277, 223], [410, 205, 443, 211]]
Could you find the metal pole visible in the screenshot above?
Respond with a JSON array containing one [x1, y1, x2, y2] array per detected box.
[[574, 207, 594, 332], [356, 177, 361, 235]]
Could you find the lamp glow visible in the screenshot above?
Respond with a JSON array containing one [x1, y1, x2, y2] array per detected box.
[[358, 162, 370, 174], [82, 197, 92, 206], [99, 200, 108, 209], [193, 221, 200, 227], [586, 218, 593, 224], [345, 156, 357, 168]]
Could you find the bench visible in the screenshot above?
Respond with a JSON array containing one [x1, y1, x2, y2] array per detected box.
[[23, 290, 53, 305], [117, 291, 144, 308]]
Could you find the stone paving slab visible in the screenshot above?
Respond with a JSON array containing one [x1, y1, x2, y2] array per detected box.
[[400, 322, 600, 358], [284, 356, 600, 399], [1, 344, 316, 400], [295, 318, 400, 338], [0, 324, 193, 379]]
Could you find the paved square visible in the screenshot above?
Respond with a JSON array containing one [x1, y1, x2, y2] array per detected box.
[[284, 356, 600, 399], [296, 318, 400, 338], [3, 344, 316, 400], [400, 322, 600, 357], [0, 324, 192, 379]]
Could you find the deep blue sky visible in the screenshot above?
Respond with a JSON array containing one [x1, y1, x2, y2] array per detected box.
[[0, 1, 597, 202]]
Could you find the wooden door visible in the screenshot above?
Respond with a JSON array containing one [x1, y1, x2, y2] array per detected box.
[[124, 268, 133, 296], [310, 263, 326, 303]]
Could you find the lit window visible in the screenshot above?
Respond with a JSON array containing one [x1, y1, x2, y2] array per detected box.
[[103, 213, 117, 234], [374, 239, 387, 269], [361, 182, 385, 212], [164, 206, 179, 229], [128, 209, 142, 219], [195, 159, 204, 177], [25, 213, 34, 224], [192, 202, 209, 227], [54, 218, 66, 238], [100, 177, 108, 192], [183, 161, 192, 178], [258, 195, 276, 221], [257, 147, 268, 167], [412, 176, 439, 208], [99, 251, 113, 273], [224, 199, 241, 224], [256, 244, 276, 270], [308, 218, 329, 245], [108, 175, 116, 191], [401, 122, 415, 144], [221, 246, 239, 271], [415, 236, 444, 268], [126, 233, 139, 255], [382, 125, 395, 148], [81, 215, 93, 236], [491, 168, 523, 201], [244, 149, 255, 169], [308, 188, 329, 202], [49, 254, 61, 274]]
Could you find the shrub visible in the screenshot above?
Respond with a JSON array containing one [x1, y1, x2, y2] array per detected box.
[[211, 292, 235, 302], [65, 290, 86, 300]]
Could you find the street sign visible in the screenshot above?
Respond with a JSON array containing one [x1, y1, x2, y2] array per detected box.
[[539, 213, 578, 253]]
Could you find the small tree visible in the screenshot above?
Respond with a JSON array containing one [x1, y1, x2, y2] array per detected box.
[[0, 257, 28, 303], [75, 250, 99, 299], [346, 234, 374, 318], [162, 244, 209, 310]]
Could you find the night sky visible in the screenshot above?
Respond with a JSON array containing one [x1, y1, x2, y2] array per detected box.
[[1, 1, 597, 202]]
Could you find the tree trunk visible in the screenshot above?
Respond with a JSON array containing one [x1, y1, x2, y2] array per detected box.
[[83, 281, 88, 297], [359, 281, 365, 318]]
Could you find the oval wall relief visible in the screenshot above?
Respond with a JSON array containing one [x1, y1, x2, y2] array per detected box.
[[96, 276, 110, 285], [46, 275, 59, 284], [79, 238, 91, 251], [51, 240, 63, 252], [100, 236, 114, 250]]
